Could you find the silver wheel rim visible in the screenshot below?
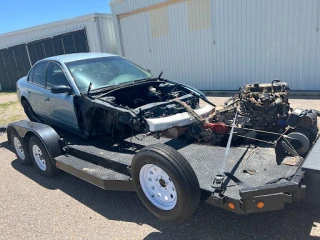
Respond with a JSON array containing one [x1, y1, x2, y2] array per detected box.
[[139, 164, 177, 210], [32, 145, 46, 171], [13, 137, 25, 160]]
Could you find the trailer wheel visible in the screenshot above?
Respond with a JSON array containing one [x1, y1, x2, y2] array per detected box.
[[29, 136, 58, 177], [132, 144, 200, 222], [9, 129, 32, 165]]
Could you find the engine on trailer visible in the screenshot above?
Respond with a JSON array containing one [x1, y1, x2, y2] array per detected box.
[[187, 81, 319, 158], [187, 81, 291, 143], [210, 80, 290, 130]]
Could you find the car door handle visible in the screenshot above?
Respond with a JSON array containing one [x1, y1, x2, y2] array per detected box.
[[45, 97, 50, 102]]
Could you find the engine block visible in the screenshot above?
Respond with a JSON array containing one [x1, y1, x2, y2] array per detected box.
[[211, 80, 290, 130]]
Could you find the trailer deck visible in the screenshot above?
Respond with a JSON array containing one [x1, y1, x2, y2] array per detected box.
[[56, 128, 300, 201], [8, 120, 319, 219]]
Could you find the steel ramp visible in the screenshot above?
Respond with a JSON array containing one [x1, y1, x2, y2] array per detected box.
[[55, 155, 134, 191]]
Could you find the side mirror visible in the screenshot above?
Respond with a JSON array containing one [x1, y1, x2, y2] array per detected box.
[[146, 69, 152, 74], [51, 85, 72, 94]]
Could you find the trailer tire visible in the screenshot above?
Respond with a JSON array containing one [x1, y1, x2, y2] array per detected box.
[[132, 144, 200, 222], [29, 136, 58, 177], [9, 129, 32, 165]]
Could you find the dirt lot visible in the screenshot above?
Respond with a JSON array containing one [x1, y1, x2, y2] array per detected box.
[[0, 92, 26, 125], [1, 93, 320, 239]]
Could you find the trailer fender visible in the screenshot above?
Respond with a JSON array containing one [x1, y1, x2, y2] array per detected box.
[[7, 120, 62, 165]]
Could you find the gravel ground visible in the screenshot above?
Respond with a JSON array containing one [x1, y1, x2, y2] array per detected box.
[[1, 95, 320, 239], [0, 94, 17, 104]]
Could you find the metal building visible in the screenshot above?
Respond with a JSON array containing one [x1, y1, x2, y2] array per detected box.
[[111, 0, 320, 91], [0, 13, 116, 90]]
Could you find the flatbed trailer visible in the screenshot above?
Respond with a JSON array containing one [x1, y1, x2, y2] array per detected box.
[[6, 120, 320, 222]]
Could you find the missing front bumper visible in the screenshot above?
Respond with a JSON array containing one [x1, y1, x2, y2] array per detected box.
[[145, 105, 214, 132]]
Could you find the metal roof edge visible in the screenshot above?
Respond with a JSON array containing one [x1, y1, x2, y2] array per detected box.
[[110, 0, 126, 7], [0, 13, 112, 39]]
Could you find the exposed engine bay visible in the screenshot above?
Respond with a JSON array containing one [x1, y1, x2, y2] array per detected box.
[[99, 81, 201, 118], [75, 79, 213, 137]]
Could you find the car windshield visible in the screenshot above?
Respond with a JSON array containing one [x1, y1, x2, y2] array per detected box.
[[65, 56, 152, 92]]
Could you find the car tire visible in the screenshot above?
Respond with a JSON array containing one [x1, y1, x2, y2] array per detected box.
[[22, 100, 40, 122], [9, 129, 32, 165], [131, 143, 200, 222], [29, 136, 58, 177]]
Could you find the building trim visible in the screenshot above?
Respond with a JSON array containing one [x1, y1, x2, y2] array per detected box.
[[0, 13, 112, 38], [0, 27, 86, 50], [117, 0, 186, 19]]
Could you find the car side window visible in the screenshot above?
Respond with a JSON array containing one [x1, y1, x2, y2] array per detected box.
[[28, 67, 35, 82], [33, 62, 48, 86], [46, 62, 70, 90]]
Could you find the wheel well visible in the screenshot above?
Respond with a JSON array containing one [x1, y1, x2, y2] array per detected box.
[[91, 107, 109, 135], [24, 131, 36, 143], [20, 96, 27, 104]]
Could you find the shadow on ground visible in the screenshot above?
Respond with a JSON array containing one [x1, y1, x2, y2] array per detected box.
[[2, 139, 320, 239]]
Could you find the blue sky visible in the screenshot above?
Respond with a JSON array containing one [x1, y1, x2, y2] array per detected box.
[[0, 0, 111, 34]]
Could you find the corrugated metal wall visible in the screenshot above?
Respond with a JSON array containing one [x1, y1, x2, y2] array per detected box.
[[0, 29, 90, 90], [112, 0, 320, 91], [98, 16, 118, 54]]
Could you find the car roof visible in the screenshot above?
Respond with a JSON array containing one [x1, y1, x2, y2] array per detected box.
[[38, 52, 119, 64]]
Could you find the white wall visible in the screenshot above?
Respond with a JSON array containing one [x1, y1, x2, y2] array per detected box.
[[112, 0, 320, 91], [98, 16, 118, 53], [0, 13, 117, 54]]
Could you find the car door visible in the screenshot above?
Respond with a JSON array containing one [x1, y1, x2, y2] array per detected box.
[[43, 61, 79, 132], [27, 61, 49, 119]]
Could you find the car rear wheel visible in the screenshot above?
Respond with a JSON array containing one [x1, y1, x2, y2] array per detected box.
[[22, 100, 40, 122], [29, 136, 58, 177], [132, 144, 200, 222]]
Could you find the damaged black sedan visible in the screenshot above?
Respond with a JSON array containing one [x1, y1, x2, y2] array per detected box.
[[17, 53, 213, 138]]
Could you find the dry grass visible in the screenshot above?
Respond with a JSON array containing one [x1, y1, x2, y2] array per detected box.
[[0, 91, 15, 97], [0, 93, 26, 125]]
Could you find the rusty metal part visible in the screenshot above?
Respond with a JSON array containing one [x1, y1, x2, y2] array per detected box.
[[203, 122, 228, 135], [174, 98, 205, 124]]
